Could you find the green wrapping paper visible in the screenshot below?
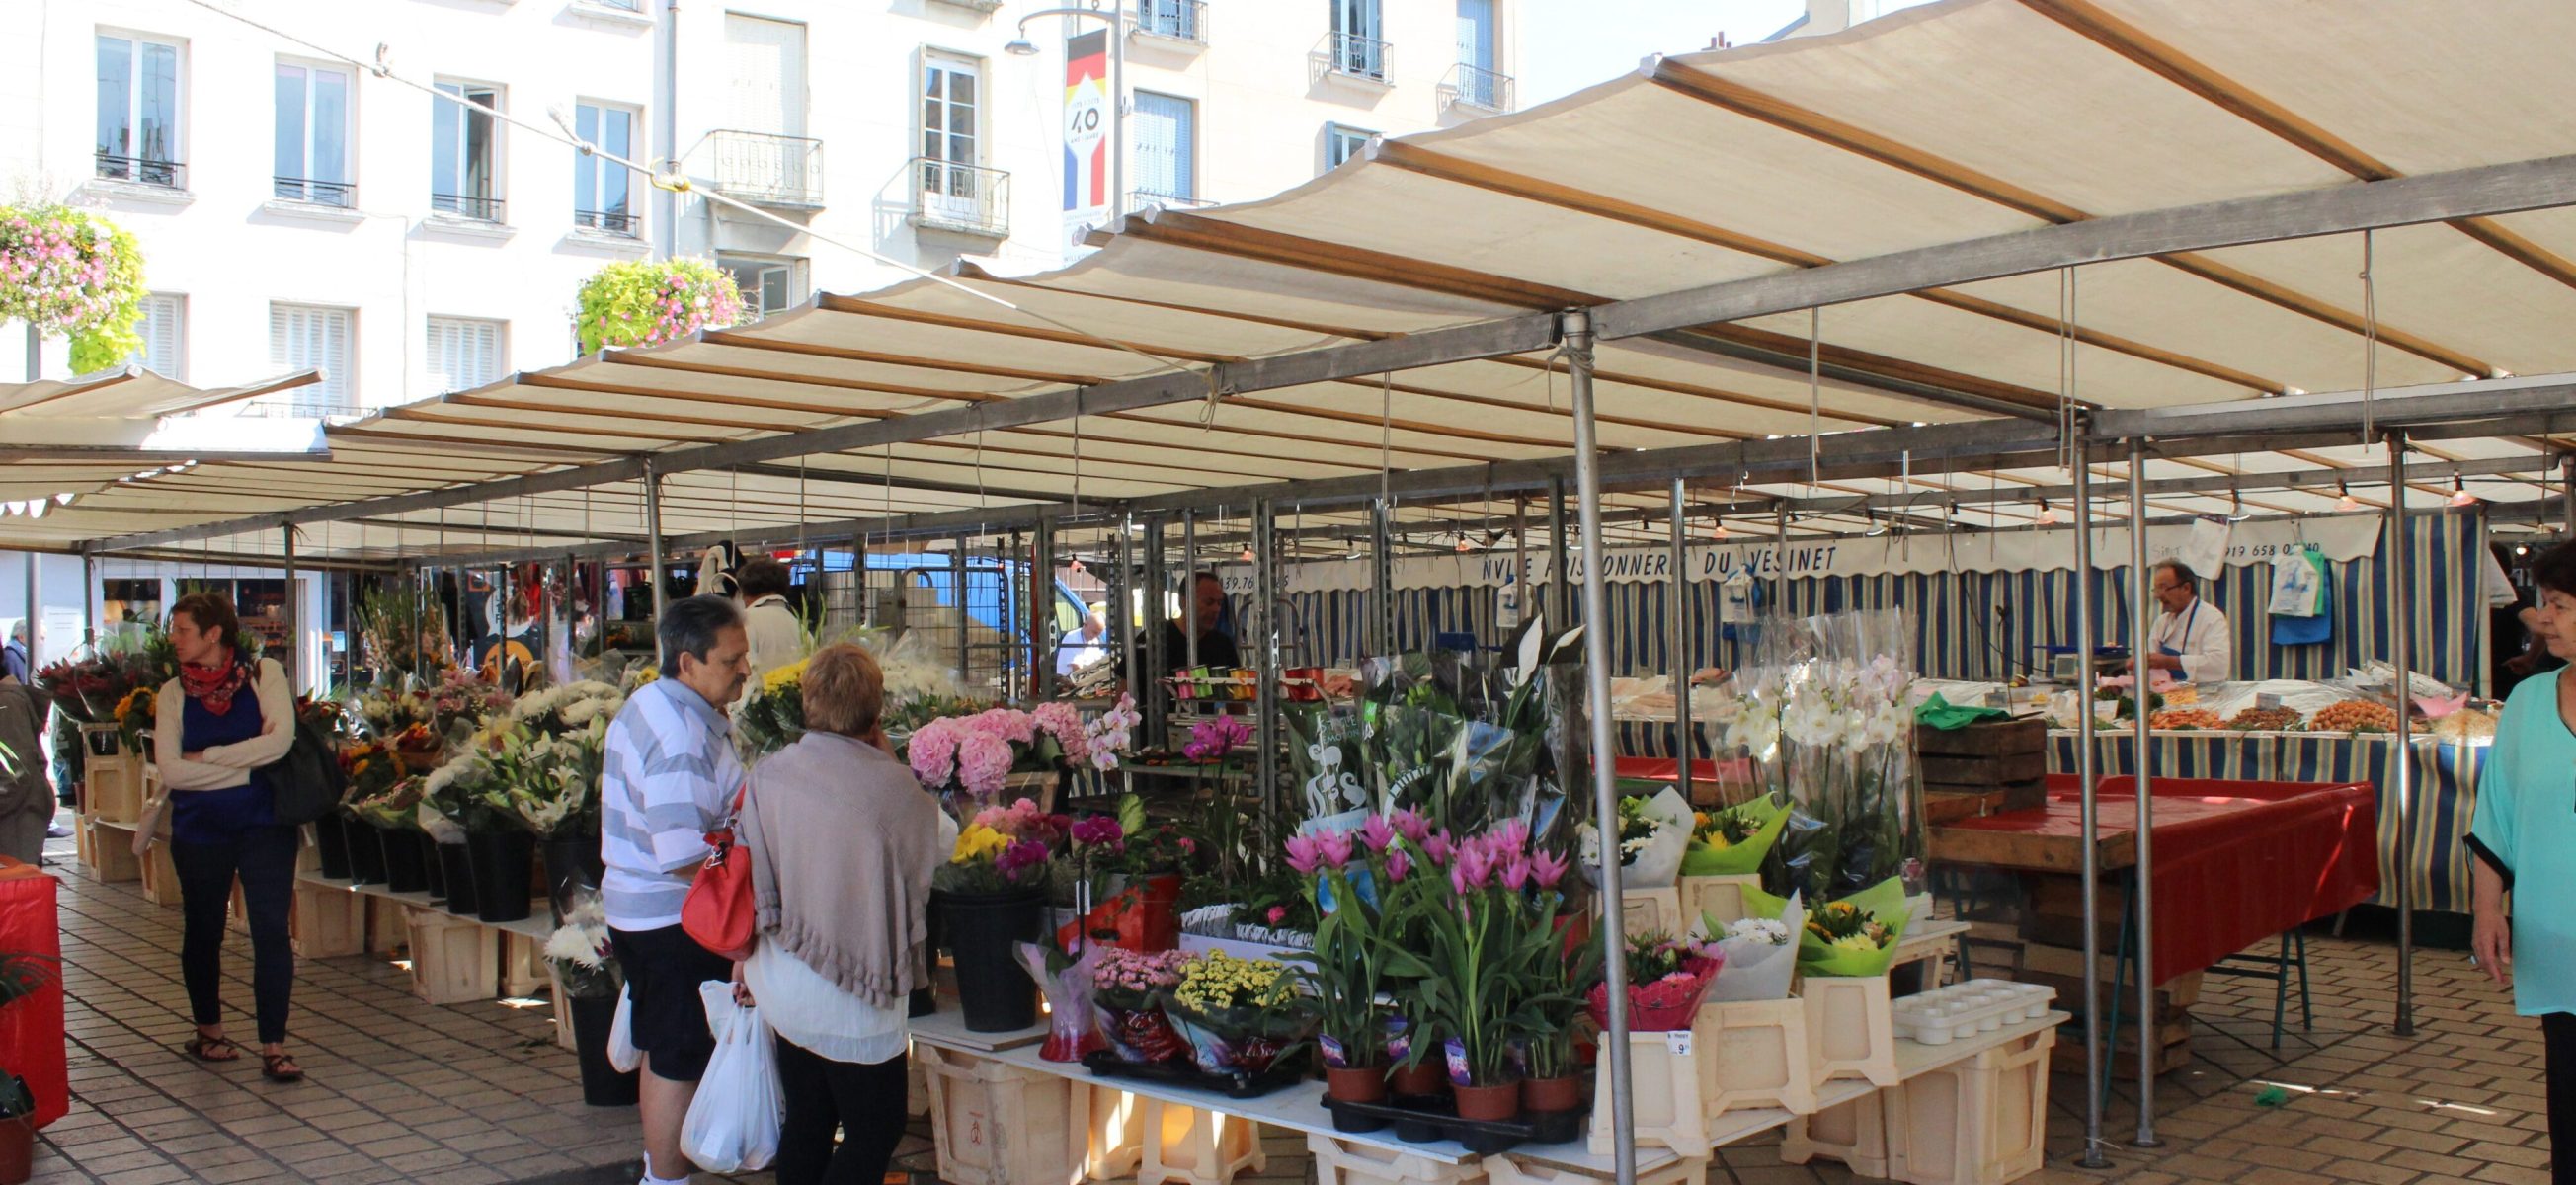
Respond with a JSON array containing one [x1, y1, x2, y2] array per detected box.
[[1744, 875, 1911, 978], [1678, 794, 1791, 877]]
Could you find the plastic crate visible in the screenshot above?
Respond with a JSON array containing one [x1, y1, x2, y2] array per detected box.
[[291, 881, 366, 958], [1802, 974, 1899, 1087], [1588, 1025, 1710, 1155], [1783, 1090, 1892, 1176], [1677, 874, 1760, 930], [1307, 1132, 1488, 1185], [1620, 887, 1684, 938], [406, 908, 498, 1005], [1138, 1096, 1263, 1185], [1701, 996, 1816, 1117], [83, 750, 143, 825], [503, 932, 547, 998], [1887, 1028, 2053, 1185], [369, 897, 410, 955], [918, 1043, 1085, 1185], [1079, 1082, 1145, 1179], [1488, 1152, 1708, 1185]]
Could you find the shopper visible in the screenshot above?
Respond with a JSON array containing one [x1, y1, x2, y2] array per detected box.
[[1055, 603, 1108, 678], [151, 592, 303, 1082], [737, 558, 803, 682], [2470, 539, 2576, 1184], [600, 594, 751, 1185], [2, 621, 28, 684], [736, 643, 944, 1185], [0, 660, 52, 863]]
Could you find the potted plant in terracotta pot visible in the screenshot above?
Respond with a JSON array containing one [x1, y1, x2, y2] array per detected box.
[[1387, 819, 1581, 1122], [0, 951, 64, 1185], [1515, 861, 1600, 1115], [1284, 811, 1424, 1105]]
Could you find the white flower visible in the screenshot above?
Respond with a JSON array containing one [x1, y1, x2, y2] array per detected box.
[[1725, 917, 1790, 945]]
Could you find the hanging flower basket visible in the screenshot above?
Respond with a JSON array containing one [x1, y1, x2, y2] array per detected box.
[[0, 204, 145, 374], [574, 257, 747, 355]]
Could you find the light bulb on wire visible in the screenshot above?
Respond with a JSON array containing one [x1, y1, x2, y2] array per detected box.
[[2335, 482, 2362, 513], [1239, 545, 1256, 563], [2036, 501, 2059, 526], [2449, 475, 2478, 508]]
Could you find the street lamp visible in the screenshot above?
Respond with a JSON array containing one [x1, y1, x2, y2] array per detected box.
[[1008, 2, 1127, 229]]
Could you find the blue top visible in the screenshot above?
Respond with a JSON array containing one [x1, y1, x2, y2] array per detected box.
[[2469, 666, 2576, 1016], [172, 672, 277, 845]]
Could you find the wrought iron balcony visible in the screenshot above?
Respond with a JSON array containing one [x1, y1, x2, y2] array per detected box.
[[432, 193, 506, 222], [705, 130, 826, 209], [1314, 32, 1391, 83], [575, 208, 639, 236], [911, 158, 1009, 238], [1442, 62, 1514, 113], [1131, 0, 1207, 43], [95, 152, 183, 189], [274, 176, 355, 207], [1126, 189, 1210, 211]]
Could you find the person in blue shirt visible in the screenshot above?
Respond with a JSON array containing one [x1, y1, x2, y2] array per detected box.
[[2471, 539, 2576, 1180]]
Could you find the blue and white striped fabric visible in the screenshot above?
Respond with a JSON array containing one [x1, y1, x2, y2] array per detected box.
[[600, 678, 745, 931]]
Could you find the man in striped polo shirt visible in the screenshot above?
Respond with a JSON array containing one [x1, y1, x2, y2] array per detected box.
[[601, 594, 751, 1185]]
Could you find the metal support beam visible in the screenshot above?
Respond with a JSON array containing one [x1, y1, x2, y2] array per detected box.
[[79, 553, 95, 654], [645, 462, 668, 668], [1145, 517, 1169, 742], [1251, 498, 1280, 817], [951, 537, 970, 696], [1548, 477, 1570, 631], [1779, 452, 2555, 514], [1668, 477, 1695, 805], [1566, 309, 1638, 1185], [2389, 433, 2418, 1038], [2127, 439, 2161, 1148], [282, 526, 299, 694], [2070, 447, 2109, 1169], [1370, 500, 1395, 655], [1182, 510, 1200, 672], [1119, 514, 1142, 711]]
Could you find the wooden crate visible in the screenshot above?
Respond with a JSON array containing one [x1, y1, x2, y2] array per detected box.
[[1915, 719, 2045, 758], [138, 842, 182, 907], [292, 881, 367, 958], [918, 1044, 1085, 1185], [82, 750, 143, 825], [502, 932, 547, 998], [82, 819, 139, 883]]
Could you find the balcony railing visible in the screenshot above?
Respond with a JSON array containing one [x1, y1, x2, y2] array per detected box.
[[705, 130, 826, 209], [433, 193, 506, 222], [1442, 62, 1514, 112], [576, 207, 639, 236], [1320, 32, 1390, 82], [911, 158, 1009, 238], [1131, 0, 1207, 43], [589, 0, 642, 9], [233, 397, 371, 424], [274, 176, 355, 207], [1126, 189, 1210, 211], [95, 152, 184, 189]]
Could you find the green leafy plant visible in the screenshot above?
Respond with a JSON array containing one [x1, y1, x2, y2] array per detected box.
[[0, 204, 145, 373], [574, 257, 746, 355]]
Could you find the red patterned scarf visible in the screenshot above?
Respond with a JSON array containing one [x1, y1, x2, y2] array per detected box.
[[180, 653, 248, 716]]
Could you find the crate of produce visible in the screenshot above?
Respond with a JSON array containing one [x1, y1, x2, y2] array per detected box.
[[918, 1044, 1085, 1185], [1888, 1028, 2053, 1185], [406, 908, 498, 1005]]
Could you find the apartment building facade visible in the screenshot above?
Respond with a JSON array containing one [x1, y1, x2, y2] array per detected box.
[[0, 0, 1515, 404]]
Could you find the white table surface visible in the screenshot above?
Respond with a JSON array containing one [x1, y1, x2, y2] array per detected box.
[[295, 871, 556, 942]]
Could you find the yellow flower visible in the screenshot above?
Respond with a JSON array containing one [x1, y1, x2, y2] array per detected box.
[[762, 659, 809, 694], [1832, 933, 1883, 953], [352, 759, 370, 776], [950, 824, 1008, 865]]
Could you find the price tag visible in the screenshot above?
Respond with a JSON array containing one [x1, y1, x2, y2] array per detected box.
[[1664, 1030, 1694, 1057], [2257, 693, 2282, 710]]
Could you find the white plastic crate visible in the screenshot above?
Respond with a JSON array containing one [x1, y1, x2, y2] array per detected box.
[[1308, 1133, 1487, 1185], [1079, 1081, 1144, 1180], [918, 1043, 1086, 1185], [1887, 1028, 2054, 1185], [1783, 1090, 1892, 1176], [1488, 1151, 1708, 1184], [1620, 887, 1685, 938], [1137, 1097, 1263, 1185], [1802, 974, 1898, 1087], [1676, 873, 1760, 930]]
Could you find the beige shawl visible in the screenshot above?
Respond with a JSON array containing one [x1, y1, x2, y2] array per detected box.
[[739, 730, 941, 1008]]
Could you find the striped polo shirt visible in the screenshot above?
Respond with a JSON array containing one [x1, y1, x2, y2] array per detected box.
[[599, 677, 745, 931]]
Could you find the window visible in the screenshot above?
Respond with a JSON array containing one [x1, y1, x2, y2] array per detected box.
[[426, 317, 504, 394], [1330, 0, 1386, 79], [96, 33, 183, 186], [270, 304, 354, 413], [1454, 0, 1503, 108], [573, 102, 638, 234], [921, 54, 980, 169], [126, 294, 185, 378], [275, 60, 355, 205], [1325, 123, 1378, 170], [719, 256, 805, 320], [432, 80, 503, 220], [1131, 91, 1195, 204]]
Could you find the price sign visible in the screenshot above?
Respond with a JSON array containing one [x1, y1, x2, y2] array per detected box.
[[1664, 1030, 1694, 1057]]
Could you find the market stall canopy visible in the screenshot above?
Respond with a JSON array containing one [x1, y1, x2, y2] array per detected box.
[[43, 0, 2576, 561], [0, 366, 322, 420]]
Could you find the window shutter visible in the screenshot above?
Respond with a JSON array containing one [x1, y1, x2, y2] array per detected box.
[[273, 304, 352, 412], [1133, 93, 1193, 201], [147, 295, 182, 379], [428, 316, 502, 394]]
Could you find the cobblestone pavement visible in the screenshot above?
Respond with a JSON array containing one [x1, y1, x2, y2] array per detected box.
[[25, 815, 2546, 1184]]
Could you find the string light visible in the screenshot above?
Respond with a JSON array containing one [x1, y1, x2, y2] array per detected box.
[[2036, 502, 2059, 526], [2336, 481, 2363, 513]]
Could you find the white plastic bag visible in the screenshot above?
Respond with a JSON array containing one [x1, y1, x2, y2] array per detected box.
[[606, 984, 640, 1073], [680, 981, 783, 1173]]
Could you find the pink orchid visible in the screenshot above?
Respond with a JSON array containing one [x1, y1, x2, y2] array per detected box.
[[1359, 814, 1395, 853], [1317, 829, 1355, 870], [1385, 847, 1411, 883], [1529, 847, 1570, 890], [1283, 833, 1322, 875]]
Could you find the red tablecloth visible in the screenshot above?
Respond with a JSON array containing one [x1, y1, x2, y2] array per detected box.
[[0, 857, 65, 1130], [1610, 756, 1753, 785], [1945, 777, 2378, 982]]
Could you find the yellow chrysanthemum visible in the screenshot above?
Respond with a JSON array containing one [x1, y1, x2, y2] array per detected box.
[[762, 659, 810, 693]]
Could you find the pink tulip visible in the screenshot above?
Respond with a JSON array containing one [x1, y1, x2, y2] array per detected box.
[[1530, 848, 1570, 890], [1499, 854, 1531, 892], [1284, 833, 1321, 875], [1423, 830, 1454, 866], [1392, 808, 1430, 844], [1317, 829, 1354, 870], [1359, 815, 1395, 853], [1385, 847, 1411, 883]]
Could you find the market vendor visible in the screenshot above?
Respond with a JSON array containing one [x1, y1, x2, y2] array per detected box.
[[1126, 571, 1239, 679], [2132, 560, 2232, 683]]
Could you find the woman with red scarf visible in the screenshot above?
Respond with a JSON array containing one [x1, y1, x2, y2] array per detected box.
[[149, 592, 302, 1082]]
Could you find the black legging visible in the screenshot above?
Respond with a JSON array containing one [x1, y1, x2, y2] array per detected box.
[[2547, 1013, 2575, 1185], [772, 1037, 908, 1185], [172, 824, 298, 1045]]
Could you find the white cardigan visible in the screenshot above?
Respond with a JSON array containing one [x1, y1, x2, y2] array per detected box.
[[153, 659, 295, 792]]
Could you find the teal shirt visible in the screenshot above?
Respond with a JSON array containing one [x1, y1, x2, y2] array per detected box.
[[2470, 668, 2576, 1016]]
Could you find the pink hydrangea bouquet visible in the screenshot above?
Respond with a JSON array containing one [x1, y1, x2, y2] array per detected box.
[[909, 697, 1139, 795]]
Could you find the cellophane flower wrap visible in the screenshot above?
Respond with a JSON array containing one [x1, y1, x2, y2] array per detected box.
[[1586, 930, 1724, 1033], [737, 657, 810, 758], [1680, 792, 1792, 876], [1361, 618, 1586, 851], [1715, 609, 1923, 903], [1578, 784, 1693, 888], [1705, 891, 1805, 1003], [1015, 940, 1107, 1063], [1090, 948, 1190, 1063], [933, 797, 1064, 895], [1159, 951, 1308, 1075], [544, 893, 621, 999], [1775, 875, 1913, 978], [472, 680, 624, 837]]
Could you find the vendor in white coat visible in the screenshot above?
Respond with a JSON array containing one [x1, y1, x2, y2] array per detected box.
[[2136, 560, 2233, 683]]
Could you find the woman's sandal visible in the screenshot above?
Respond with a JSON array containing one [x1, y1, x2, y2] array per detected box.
[[184, 1033, 241, 1063], [260, 1052, 304, 1084]]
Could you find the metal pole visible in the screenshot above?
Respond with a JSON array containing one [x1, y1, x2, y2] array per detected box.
[[1774, 503, 1791, 612], [1182, 510, 1200, 672], [1251, 498, 1280, 816], [2071, 443, 2109, 1168], [1565, 309, 1636, 1185], [952, 536, 971, 693], [2126, 437, 2161, 1147], [1030, 521, 1052, 701], [1109, 11, 1126, 225], [1512, 497, 1529, 635], [1548, 476, 1570, 630], [282, 526, 300, 694], [79, 553, 95, 653], [1370, 499, 1394, 655], [1145, 516, 1168, 737], [1668, 478, 1695, 802], [2389, 431, 2417, 1037], [2563, 454, 2574, 535], [645, 461, 669, 667], [22, 554, 37, 671], [1119, 514, 1142, 710]]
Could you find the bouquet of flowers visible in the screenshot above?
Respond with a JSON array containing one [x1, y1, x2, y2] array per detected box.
[[1721, 610, 1923, 902], [1680, 793, 1792, 877], [1578, 784, 1692, 888], [338, 738, 405, 809], [1791, 876, 1912, 977], [909, 706, 1090, 798], [933, 797, 1062, 894], [355, 583, 448, 685], [543, 894, 620, 999], [1090, 948, 1190, 1063], [1586, 930, 1724, 1032], [1706, 892, 1805, 1003], [111, 686, 156, 752], [347, 773, 430, 831], [1161, 951, 1308, 1075], [1181, 714, 1251, 763], [420, 746, 512, 834], [736, 657, 810, 759], [1016, 940, 1107, 1063], [426, 670, 515, 748]]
